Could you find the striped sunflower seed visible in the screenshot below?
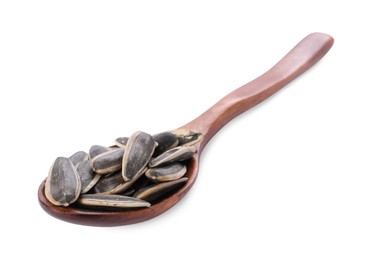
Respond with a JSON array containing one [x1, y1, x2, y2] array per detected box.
[[153, 131, 179, 156], [171, 129, 203, 146], [90, 148, 125, 174], [122, 131, 155, 181], [149, 146, 196, 168], [76, 160, 101, 194], [45, 157, 81, 207], [69, 151, 88, 166], [115, 137, 129, 148], [77, 194, 150, 209], [93, 169, 145, 195], [145, 163, 186, 182], [89, 145, 110, 160], [134, 177, 188, 203]]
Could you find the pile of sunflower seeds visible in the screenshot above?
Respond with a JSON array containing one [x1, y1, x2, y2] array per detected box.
[[44, 130, 202, 210]]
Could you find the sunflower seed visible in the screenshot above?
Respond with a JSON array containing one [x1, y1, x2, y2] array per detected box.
[[90, 148, 125, 174], [77, 194, 151, 209], [93, 170, 145, 195], [89, 145, 110, 160], [93, 171, 123, 194], [115, 137, 129, 148], [76, 160, 101, 194], [45, 157, 81, 207], [149, 146, 196, 168], [171, 129, 203, 146], [145, 163, 186, 182], [122, 131, 155, 181], [153, 131, 179, 156], [134, 177, 188, 203], [69, 151, 88, 166]]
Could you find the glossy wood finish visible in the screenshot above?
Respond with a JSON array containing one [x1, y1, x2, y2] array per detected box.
[[38, 33, 334, 226]]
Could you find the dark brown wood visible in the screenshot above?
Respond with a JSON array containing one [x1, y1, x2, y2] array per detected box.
[[38, 33, 334, 226]]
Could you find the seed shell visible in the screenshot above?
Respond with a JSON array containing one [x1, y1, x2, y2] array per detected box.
[[153, 131, 179, 156], [45, 157, 81, 207], [134, 177, 188, 203], [76, 160, 101, 194], [89, 145, 110, 160], [145, 163, 187, 182], [69, 151, 88, 166], [77, 194, 151, 209], [122, 131, 155, 181], [93, 170, 145, 195], [115, 137, 129, 148], [90, 148, 125, 174], [171, 129, 203, 146], [149, 146, 196, 168]]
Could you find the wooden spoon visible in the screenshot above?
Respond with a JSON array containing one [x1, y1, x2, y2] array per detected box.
[[38, 32, 334, 226]]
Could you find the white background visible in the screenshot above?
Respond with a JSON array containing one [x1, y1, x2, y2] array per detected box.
[[0, 1, 369, 259]]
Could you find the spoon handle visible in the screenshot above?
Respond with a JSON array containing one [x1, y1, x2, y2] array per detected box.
[[182, 32, 334, 150]]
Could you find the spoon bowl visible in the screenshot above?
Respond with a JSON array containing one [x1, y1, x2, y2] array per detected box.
[[38, 33, 334, 226]]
